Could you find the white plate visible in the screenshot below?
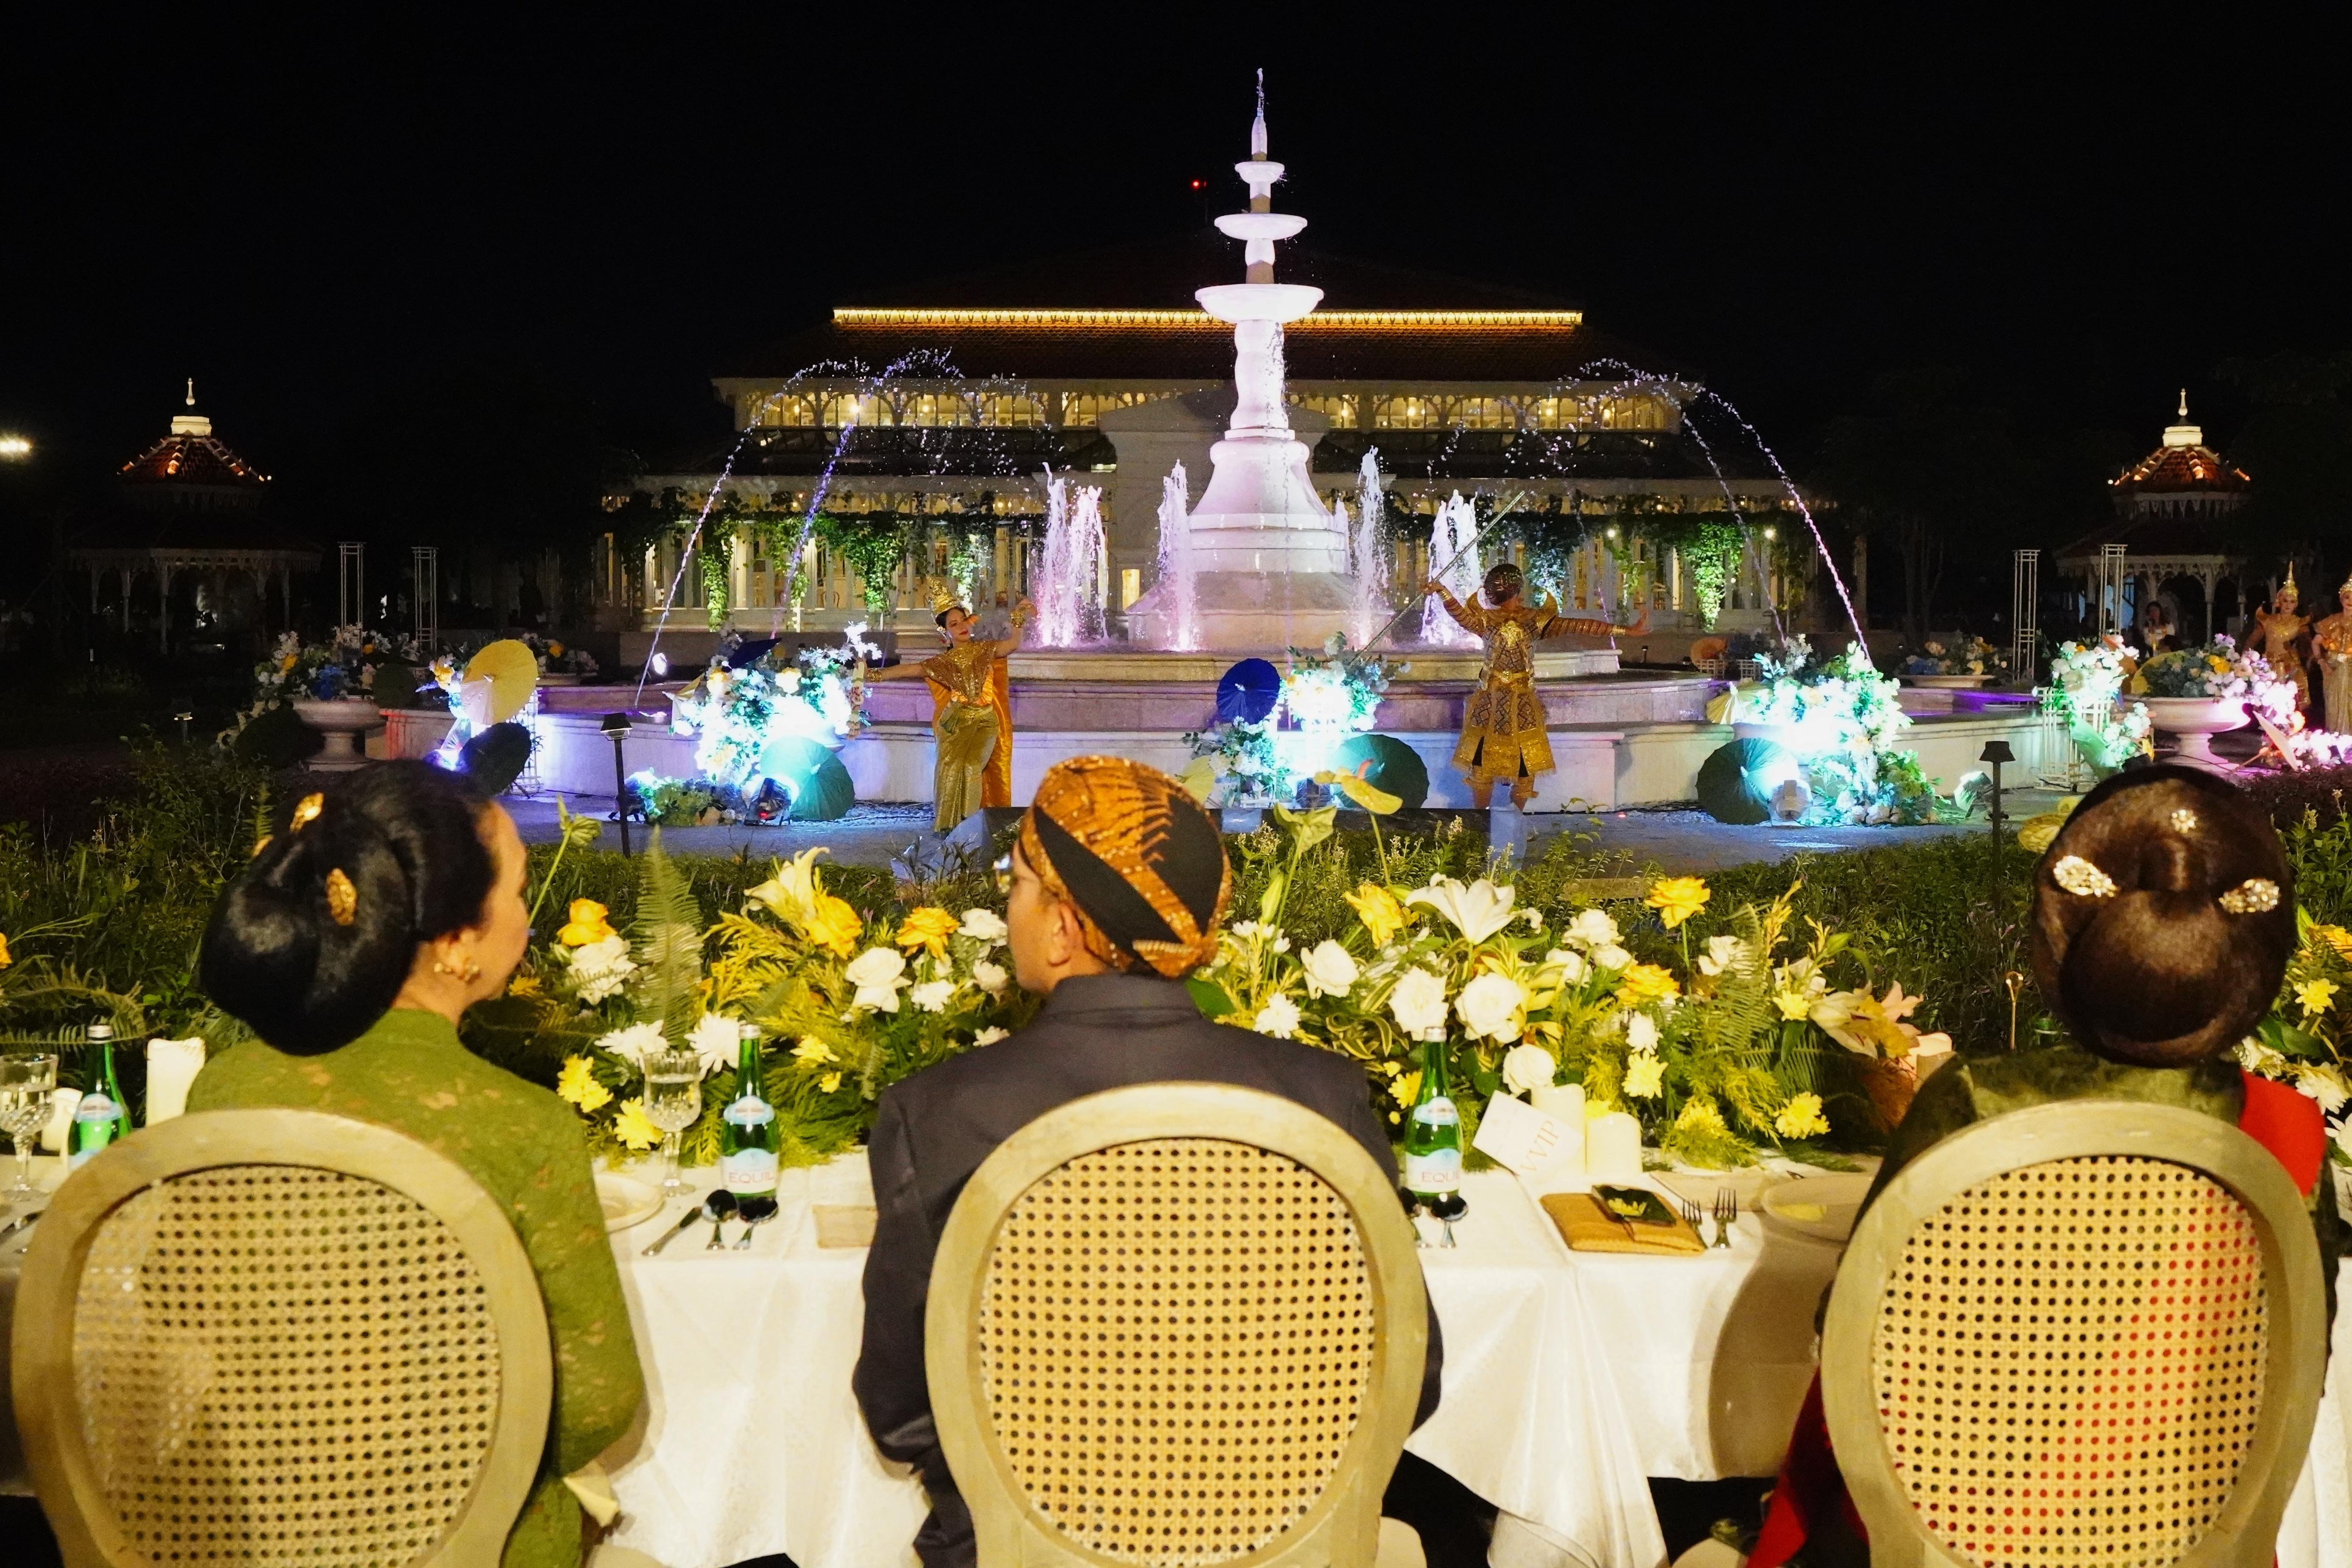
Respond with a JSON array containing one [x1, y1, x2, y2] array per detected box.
[[1760, 1174, 1874, 1242], [597, 1171, 664, 1233]]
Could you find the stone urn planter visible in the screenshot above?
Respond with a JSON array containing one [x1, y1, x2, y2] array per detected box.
[[2141, 696, 2249, 762], [290, 697, 382, 771]]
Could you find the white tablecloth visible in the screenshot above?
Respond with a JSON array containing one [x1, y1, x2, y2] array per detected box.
[[601, 1154, 2352, 1568]]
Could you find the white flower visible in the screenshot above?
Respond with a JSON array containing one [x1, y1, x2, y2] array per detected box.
[[844, 946, 909, 1012], [1566, 910, 1620, 948], [1301, 939, 1360, 999], [1389, 968, 1450, 1038], [972, 959, 1009, 995], [1521, 908, 1544, 928], [687, 1013, 739, 1075], [1543, 948, 1589, 984], [910, 979, 955, 1014], [1455, 971, 1528, 1042], [1626, 1012, 1660, 1053], [1592, 944, 1634, 973], [1501, 1043, 1557, 1095], [1254, 994, 1303, 1038], [596, 1021, 668, 1067], [2334, 1117, 2352, 1160], [1407, 876, 1518, 942], [567, 933, 636, 1003], [972, 1026, 1010, 1046], [1696, 935, 1748, 977], [2297, 1064, 2351, 1114], [958, 908, 1008, 945]]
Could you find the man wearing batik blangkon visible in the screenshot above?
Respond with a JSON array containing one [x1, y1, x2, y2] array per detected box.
[[1426, 561, 1648, 808]]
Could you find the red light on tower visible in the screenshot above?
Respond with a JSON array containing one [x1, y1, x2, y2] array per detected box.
[[1190, 179, 1204, 190]]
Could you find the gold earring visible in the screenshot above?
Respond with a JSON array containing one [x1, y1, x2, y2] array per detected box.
[[432, 954, 483, 982]]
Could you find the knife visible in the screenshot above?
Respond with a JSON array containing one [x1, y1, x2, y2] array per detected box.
[[639, 1207, 703, 1256]]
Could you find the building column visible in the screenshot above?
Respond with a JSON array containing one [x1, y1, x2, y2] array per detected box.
[[158, 565, 173, 651], [120, 568, 133, 632]]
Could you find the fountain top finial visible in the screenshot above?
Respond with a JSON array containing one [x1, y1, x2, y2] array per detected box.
[[1251, 68, 1267, 158]]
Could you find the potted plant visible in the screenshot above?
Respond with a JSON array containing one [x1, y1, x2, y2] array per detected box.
[[2131, 637, 2293, 762]]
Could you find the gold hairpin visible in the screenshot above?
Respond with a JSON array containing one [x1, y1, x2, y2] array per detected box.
[[2170, 808, 2199, 834], [2218, 878, 2280, 914], [290, 792, 325, 832], [2052, 855, 2117, 898], [324, 868, 358, 926]]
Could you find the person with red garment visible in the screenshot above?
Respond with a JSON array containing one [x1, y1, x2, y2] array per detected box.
[[1751, 766, 2343, 1568]]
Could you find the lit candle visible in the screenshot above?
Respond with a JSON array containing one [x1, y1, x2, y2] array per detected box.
[[144, 1038, 207, 1126], [1586, 1110, 1643, 1181]]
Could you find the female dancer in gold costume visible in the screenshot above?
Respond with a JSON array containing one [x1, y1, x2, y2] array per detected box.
[[867, 591, 1033, 830], [2311, 571, 2352, 734], [1427, 562, 1648, 808], [2247, 565, 2315, 717]]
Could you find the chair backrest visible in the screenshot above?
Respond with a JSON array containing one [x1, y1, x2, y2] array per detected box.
[[925, 1082, 1428, 1568], [11, 1109, 553, 1568], [1821, 1101, 2327, 1568]]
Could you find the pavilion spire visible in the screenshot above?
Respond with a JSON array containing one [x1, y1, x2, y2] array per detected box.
[[186, 377, 197, 408]]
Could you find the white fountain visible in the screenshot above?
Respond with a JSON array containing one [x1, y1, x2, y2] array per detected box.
[[1127, 89, 1361, 651]]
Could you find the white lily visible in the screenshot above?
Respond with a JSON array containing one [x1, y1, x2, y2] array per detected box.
[[1406, 876, 1518, 943]]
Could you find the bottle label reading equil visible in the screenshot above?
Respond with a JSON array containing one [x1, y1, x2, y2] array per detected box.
[[1402, 1148, 1462, 1193], [719, 1149, 779, 1192], [723, 1098, 775, 1129]]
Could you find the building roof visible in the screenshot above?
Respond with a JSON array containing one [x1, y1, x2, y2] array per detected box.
[[118, 383, 270, 495], [2111, 396, 2249, 496], [736, 235, 1685, 384]]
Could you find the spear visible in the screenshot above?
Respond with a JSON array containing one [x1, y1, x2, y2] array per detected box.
[[1363, 488, 1606, 649]]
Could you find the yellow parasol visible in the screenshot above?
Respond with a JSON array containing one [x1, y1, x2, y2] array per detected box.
[[458, 639, 540, 728]]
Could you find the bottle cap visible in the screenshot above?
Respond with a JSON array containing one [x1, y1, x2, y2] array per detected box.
[[737, 1021, 763, 1041], [87, 1022, 114, 1042]]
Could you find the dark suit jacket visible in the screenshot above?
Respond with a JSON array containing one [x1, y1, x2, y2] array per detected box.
[[853, 971, 1445, 1566]]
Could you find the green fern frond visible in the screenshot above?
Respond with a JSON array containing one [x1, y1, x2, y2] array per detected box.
[[629, 831, 706, 1047]]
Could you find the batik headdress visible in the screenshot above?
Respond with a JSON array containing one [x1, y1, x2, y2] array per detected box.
[[1018, 756, 1231, 978]]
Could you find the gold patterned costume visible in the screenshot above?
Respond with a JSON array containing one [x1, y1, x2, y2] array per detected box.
[[1436, 587, 1626, 807], [2250, 566, 2314, 716], [2313, 573, 2352, 734], [922, 641, 1008, 830]]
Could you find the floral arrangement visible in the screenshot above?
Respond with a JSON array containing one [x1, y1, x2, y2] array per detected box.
[[1900, 635, 2008, 679], [2239, 909, 2352, 1177], [2132, 636, 2298, 728], [517, 632, 600, 680], [1725, 639, 1937, 826], [624, 772, 726, 828], [2043, 637, 2153, 773], [228, 626, 424, 740], [1281, 635, 1402, 734], [669, 627, 879, 794], [1185, 715, 1291, 808]]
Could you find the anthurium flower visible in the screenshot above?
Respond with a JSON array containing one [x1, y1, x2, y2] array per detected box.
[[1646, 876, 1710, 929], [1315, 767, 1402, 815], [557, 899, 616, 947], [1407, 876, 1517, 943], [556, 1057, 611, 1113], [1346, 883, 1410, 947], [896, 906, 961, 959], [1615, 963, 1681, 1008]]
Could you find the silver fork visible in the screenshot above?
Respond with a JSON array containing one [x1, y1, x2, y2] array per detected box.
[[1677, 1196, 1707, 1242], [1712, 1187, 1737, 1248]]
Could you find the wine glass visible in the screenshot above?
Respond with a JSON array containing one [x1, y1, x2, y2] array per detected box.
[[0, 1054, 60, 1205], [641, 1047, 703, 1199]]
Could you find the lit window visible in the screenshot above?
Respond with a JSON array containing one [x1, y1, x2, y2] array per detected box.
[[819, 392, 897, 428], [1286, 393, 1359, 428], [1372, 397, 1450, 430], [1455, 397, 1517, 430], [1121, 567, 1141, 609], [752, 393, 819, 428], [1060, 392, 1157, 426], [899, 393, 974, 427], [975, 394, 1046, 428]]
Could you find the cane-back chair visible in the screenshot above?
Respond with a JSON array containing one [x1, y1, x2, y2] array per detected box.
[[925, 1082, 1430, 1567], [1821, 1100, 2328, 1568], [12, 1109, 553, 1568]]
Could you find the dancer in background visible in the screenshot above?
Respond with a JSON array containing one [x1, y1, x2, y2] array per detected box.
[[2249, 565, 2315, 718], [1426, 562, 1647, 808], [867, 590, 1032, 831], [2312, 570, 2352, 735]]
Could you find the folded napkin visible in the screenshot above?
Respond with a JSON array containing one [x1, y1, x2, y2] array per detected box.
[[814, 1204, 878, 1249], [1542, 1191, 1706, 1255]]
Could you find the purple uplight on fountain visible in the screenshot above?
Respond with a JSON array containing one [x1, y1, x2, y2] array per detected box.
[[1035, 472, 1108, 647]]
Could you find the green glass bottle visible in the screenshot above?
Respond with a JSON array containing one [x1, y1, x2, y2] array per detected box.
[[1401, 1031, 1463, 1203], [92, 1021, 133, 1141], [718, 1024, 779, 1201]]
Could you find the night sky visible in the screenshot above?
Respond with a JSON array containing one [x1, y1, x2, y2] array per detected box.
[[8, 13, 2350, 491]]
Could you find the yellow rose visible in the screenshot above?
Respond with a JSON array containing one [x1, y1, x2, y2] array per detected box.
[[557, 1057, 612, 1114], [806, 893, 863, 959], [558, 899, 617, 947], [895, 906, 961, 959], [2297, 978, 2339, 1018], [1774, 1091, 1830, 1140], [1646, 876, 1710, 930], [1346, 883, 1410, 947], [610, 1098, 661, 1150], [1616, 962, 1682, 1008]]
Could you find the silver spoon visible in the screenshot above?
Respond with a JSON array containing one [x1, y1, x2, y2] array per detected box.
[[732, 1195, 779, 1251], [701, 1189, 739, 1250]]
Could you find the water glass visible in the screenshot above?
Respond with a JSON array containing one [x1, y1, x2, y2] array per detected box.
[[0, 1054, 60, 1204], [641, 1047, 703, 1198]]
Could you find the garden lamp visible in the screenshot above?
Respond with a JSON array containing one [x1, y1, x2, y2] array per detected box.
[[1980, 738, 2016, 903], [601, 712, 633, 856]]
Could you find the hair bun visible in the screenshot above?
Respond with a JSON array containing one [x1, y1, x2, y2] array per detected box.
[[2031, 766, 2293, 1066]]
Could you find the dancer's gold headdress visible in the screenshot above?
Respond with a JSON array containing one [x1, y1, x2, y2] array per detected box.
[[2284, 562, 2301, 598], [929, 587, 961, 616]]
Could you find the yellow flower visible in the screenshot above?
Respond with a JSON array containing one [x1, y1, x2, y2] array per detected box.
[[819, 1072, 842, 1093], [1771, 987, 1814, 1021], [0, 933, 11, 969], [793, 1035, 835, 1065], [2313, 925, 2352, 961], [1616, 962, 1681, 1008], [806, 893, 863, 959], [278, 653, 298, 674], [1676, 1094, 1726, 1131], [558, 899, 617, 947], [2297, 978, 2339, 1017], [610, 1098, 661, 1150], [1623, 1052, 1666, 1098], [506, 974, 542, 997], [1646, 876, 1710, 929], [1774, 1092, 1830, 1140], [895, 906, 961, 959], [557, 1057, 612, 1113], [1388, 1069, 1422, 1106], [547, 640, 565, 657], [2207, 654, 2231, 674], [1346, 883, 1409, 947]]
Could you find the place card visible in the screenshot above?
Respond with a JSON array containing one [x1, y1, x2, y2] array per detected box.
[[814, 1204, 877, 1249], [1471, 1093, 1584, 1194]]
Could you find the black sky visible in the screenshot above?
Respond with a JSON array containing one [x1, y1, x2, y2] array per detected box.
[[8, 9, 2351, 489]]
